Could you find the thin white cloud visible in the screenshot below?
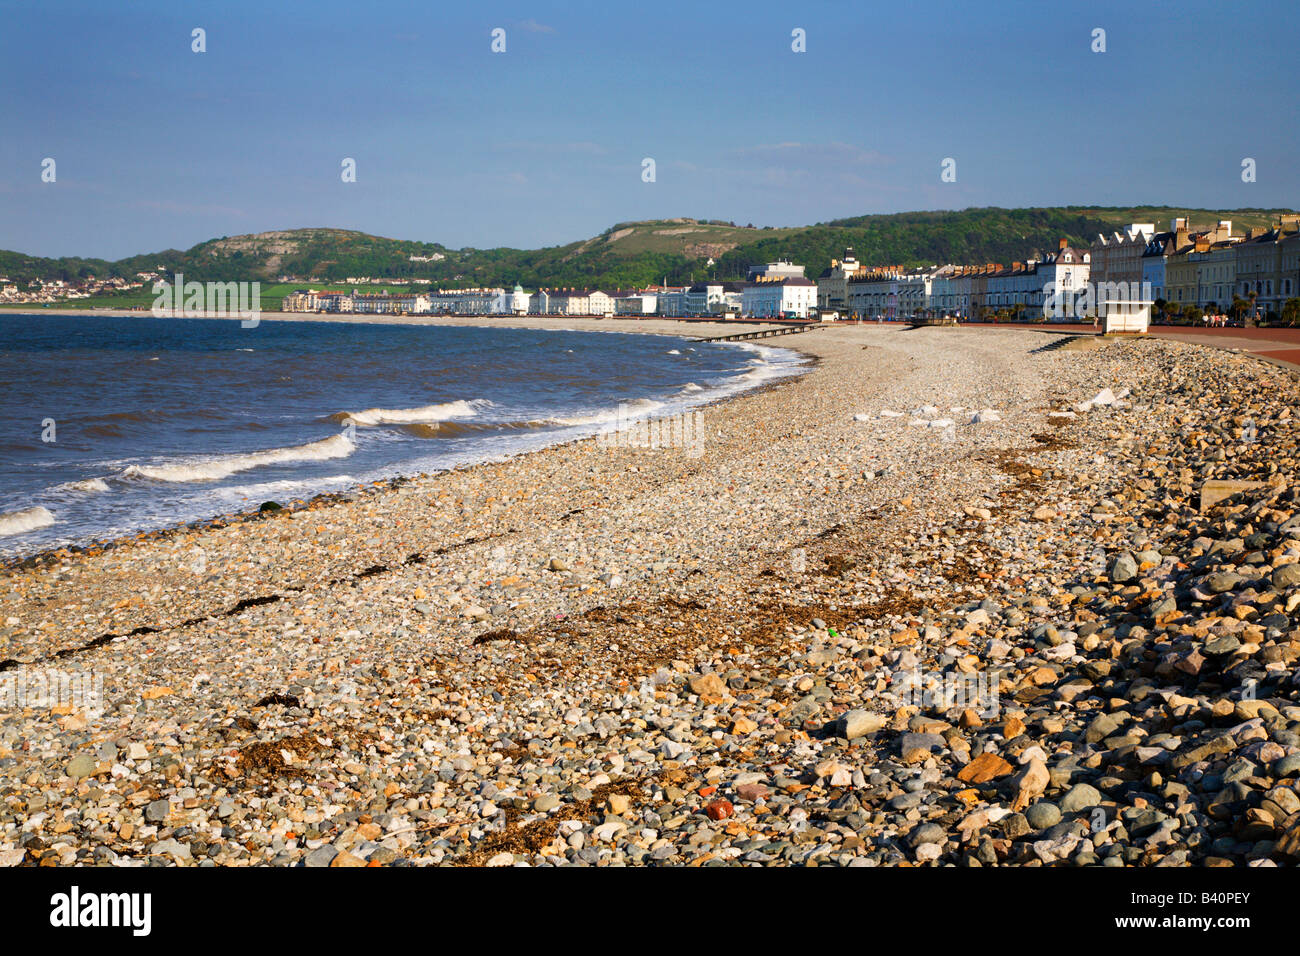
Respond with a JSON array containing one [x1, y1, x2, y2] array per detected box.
[[516, 18, 556, 33]]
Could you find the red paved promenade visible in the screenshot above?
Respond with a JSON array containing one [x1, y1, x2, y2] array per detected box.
[[956, 321, 1300, 371]]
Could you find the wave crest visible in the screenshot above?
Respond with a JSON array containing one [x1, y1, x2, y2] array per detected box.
[[56, 478, 110, 494], [120, 433, 355, 483], [541, 398, 663, 428], [332, 399, 491, 426], [0, 506, 55, 536]]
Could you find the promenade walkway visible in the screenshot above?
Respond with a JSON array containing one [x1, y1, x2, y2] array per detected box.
[[958, 321, 1300, 372]]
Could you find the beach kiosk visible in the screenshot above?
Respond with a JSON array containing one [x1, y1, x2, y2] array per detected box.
[[1101, 299, 1152, 335]]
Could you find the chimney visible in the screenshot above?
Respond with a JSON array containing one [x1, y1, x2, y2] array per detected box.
[[1058, 238, 1068, 251], [1171, 217, 1188, 232]]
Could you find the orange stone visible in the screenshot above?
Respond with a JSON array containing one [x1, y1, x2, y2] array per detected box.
[[705, 800, 734, 821], [902, 747, 931, 765], [956, 752, 1014, 784]]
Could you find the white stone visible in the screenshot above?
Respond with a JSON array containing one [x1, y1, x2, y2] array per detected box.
[[592, 821, 627, 842], [1018, 744, 1049, 764], [915, 842, 943, 862]]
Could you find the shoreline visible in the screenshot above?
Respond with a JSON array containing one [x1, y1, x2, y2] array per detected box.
[[4, 326, 1299, 868], [1, 318, 820, 568]]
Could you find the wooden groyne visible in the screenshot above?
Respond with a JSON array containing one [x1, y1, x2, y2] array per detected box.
[[690, 323, 826, 343]]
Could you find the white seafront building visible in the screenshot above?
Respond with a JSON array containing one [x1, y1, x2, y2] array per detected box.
[[508, 283, 529, 315], [742, 276, 817, 318], [740, 261, 815, 318], [425, 287, 507, 314], [685, 281, 744, 315], [284, 286, 513, 315], [529, 289, 616, 316], [614, 292, 658, 315]]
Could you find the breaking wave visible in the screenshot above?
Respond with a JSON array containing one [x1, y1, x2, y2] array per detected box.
[[541, 397, 664, 427], [331, 399, 492, 426], [119, 433, 355, 483], [55, 478, 110, 494], [0, 506, 55, 536]]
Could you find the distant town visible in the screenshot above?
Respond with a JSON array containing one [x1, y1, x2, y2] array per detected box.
[[5, 215, 1299, 324], [280, 215, 1300, 324], [0, 274, 148, 307]]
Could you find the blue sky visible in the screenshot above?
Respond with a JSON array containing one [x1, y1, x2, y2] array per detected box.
[[1, 0, 1297, 259]]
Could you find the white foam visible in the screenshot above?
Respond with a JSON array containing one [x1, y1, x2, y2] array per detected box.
[[56, 478, 110, 494], [732, 341, 779, 357], [735, 366, 777, 386], [120, 433, 355, 483], [545, 398, 663, 428], [214, 475, 357, 500], [0, 506, 55, 536], [667, 349, 682, 355], [340, 399, 489, 426]]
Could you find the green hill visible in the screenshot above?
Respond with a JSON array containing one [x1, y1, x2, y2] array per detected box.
[[3, 207, 1295, 293]]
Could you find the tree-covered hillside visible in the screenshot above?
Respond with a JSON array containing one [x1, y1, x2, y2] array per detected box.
[[3, 207, 1294, 290]]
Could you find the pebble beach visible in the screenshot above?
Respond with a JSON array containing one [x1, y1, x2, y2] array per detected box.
[[4, 321, 1300, 868]]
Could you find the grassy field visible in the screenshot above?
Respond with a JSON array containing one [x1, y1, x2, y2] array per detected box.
[[584, 219, 802, 258]]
